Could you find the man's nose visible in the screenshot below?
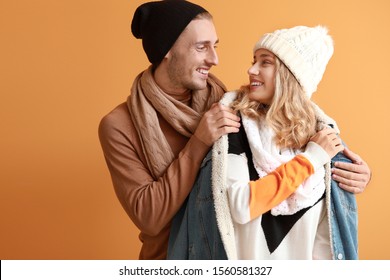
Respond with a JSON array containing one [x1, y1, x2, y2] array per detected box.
[[206, 47, 219, 66]]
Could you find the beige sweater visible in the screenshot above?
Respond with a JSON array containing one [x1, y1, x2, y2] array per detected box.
[[98, 102, 210, 259]]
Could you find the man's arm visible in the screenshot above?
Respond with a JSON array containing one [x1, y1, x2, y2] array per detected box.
[[331, 147, 371, 194], [98, 110, 209, 236], [98, 103, 240, 235]]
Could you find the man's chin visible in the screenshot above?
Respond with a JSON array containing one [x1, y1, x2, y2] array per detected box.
[[190, 80, 208, 91]]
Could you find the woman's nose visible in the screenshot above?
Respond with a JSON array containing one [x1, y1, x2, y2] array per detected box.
[[248, 64, 259, 76]]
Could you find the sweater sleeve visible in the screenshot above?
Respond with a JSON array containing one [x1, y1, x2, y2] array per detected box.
[[248, 155, 314, 220], [227, 142, 328, 224], [98, 105, 210, 236]]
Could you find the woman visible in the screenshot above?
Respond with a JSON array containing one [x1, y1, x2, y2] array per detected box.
[[224, 25, 357, 259], [168, 25, 358, 260]]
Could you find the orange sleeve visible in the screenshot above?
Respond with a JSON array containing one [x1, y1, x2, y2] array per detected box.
[[249, 155, 314, 220]]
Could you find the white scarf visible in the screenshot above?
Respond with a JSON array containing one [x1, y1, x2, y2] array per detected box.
[[242, 114, 326, 216]]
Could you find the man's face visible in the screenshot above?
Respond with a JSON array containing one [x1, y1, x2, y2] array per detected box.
[[164, 18, 219, 93]]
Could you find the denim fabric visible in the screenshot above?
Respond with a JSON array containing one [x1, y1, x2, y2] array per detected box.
[[167, 150, 228, 259], [168, 148, 358, 260], [330, 151, 358, 260]]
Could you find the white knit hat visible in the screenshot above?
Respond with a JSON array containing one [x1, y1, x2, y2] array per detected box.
[[254, 25, 334, 98]]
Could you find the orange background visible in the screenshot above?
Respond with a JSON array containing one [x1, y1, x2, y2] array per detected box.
[[1, 0, 389, 259]]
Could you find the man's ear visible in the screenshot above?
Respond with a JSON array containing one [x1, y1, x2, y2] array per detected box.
[[165, 50, 171, 59]]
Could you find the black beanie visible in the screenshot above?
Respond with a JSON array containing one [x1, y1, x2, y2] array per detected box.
[[131, 0, 208, 64]]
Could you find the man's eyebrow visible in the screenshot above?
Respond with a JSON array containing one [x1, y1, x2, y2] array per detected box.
[[196, 39, 219, 45]]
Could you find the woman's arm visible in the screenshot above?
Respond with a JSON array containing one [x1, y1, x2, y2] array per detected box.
[[226, 152, 318, 224], [227, 128, 343, 224]]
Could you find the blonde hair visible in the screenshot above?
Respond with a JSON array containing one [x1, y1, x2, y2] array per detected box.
[[232, 58, 317, 150]]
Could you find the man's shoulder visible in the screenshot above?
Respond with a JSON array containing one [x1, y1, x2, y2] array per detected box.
[[99, 102, 135, 135], [100, 102, 129, 123]]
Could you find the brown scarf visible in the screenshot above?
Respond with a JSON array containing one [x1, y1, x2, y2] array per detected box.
[[127, 66, 226, 179]]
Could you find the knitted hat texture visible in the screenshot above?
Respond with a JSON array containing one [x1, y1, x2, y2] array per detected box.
[[131, 0, 207, 64], [254, 25, 334, 97]]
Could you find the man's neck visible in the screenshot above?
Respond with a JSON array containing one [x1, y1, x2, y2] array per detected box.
[[153, 66, 191, 104], [153, 64, 188, 95]]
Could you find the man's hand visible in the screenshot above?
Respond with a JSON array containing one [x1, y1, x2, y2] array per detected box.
[[332, 147, 371, 194], [194, 103, 240, 146]]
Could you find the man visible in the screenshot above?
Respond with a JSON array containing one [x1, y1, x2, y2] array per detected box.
[[98, 0, 371, 260]]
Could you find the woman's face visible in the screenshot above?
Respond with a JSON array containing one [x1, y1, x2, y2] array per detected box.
[[247, 48, 276, 105]]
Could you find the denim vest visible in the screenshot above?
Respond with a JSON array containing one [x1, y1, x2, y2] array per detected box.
[[168, 150, 228, 259], [329, 151, 358, 259]]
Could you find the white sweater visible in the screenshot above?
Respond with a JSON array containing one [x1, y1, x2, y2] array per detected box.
[[211, 91, 337, 259]]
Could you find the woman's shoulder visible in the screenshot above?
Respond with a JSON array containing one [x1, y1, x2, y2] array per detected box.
[[219, 91, 239, 107]]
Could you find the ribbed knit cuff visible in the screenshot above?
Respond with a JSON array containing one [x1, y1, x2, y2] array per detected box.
[[301, 141, 330, 171]]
